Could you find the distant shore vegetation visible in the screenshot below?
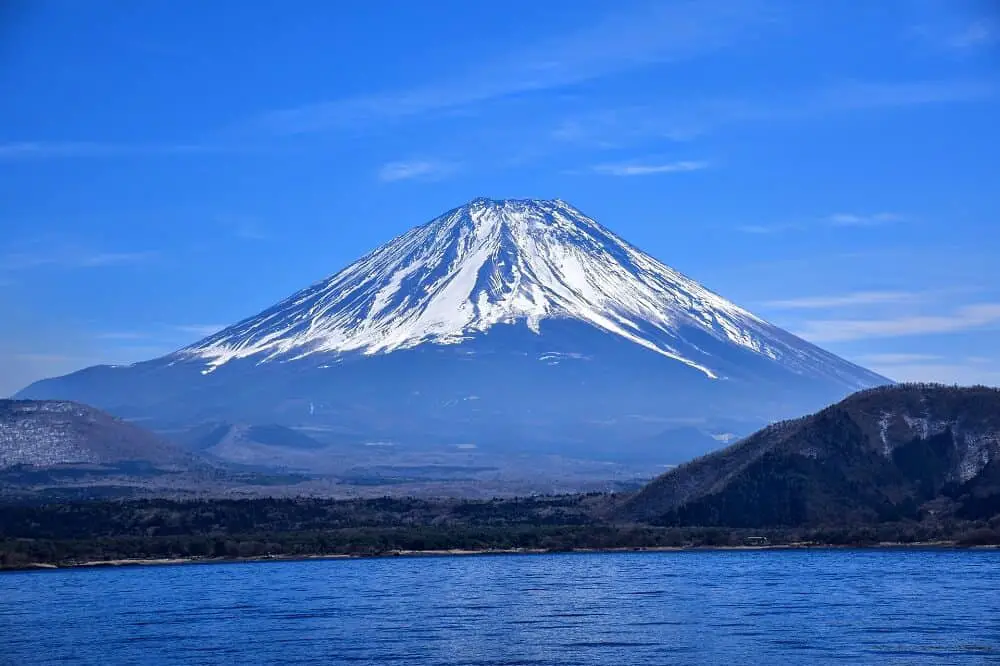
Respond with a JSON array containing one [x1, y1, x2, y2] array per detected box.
[[2, 495, 998, 570]]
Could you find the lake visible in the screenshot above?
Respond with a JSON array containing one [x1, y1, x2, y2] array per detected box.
[[2, 550, 998, 664]]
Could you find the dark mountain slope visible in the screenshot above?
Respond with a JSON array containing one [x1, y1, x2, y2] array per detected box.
[[627, 384, 1000, 526]]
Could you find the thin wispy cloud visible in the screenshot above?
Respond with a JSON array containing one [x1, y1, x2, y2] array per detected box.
[[91, 327, 222, 366], [853, 353, 943, 365], [12, 352, 84, 363], [737, 211, 908, 235], [554, 79, 993, 149], [908, 13, 998, 52], [948, 19, 997, 49], [247, 1, 770, 136], [99, 325, 223, 342], [105, 345, 177, 362], [94, 331, 149, 341], [550, 106, 713, 147], [764, 291, 922, 310], [378, 160, 458, 182], [90, 324, 222, 358], [857, 355, 1000, 387], [0, 142, 122, 160], [590, 160, 709, 176], [0, 141, 214, 161], [0, 246, 155, 272], [736, 222, 799, 235], [812, 79, 992, 112], [80, 251, 156, 267], [793, 303, 1000, 342], [172, 324, 225, 337], [827, 212, 905, 226]]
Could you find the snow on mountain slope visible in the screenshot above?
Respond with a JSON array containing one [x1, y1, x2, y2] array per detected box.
[[178, 198, 880, 388], [16, 198, 890, 469]]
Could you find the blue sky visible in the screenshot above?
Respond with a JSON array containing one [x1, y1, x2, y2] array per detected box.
[[1, 0, 999, 396]]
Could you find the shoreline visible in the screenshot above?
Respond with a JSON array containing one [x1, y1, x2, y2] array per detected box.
[[6, 541, 997, 572]]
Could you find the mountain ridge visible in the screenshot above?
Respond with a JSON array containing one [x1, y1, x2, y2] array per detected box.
[[17, 198, 890, 468], [627, 383, 1000, 525]]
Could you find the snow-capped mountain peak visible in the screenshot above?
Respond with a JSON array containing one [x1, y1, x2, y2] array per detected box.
[[177, 198, 879, 388], [18, 197, 890, 468]]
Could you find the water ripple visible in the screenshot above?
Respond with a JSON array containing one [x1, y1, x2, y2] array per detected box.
[[1, 550, 998, 665]]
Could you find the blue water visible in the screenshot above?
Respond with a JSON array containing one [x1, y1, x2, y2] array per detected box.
[[2, 550, 999, 665]]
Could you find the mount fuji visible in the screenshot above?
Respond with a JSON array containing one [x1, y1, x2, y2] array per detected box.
[[17, 198, 890, 467]]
